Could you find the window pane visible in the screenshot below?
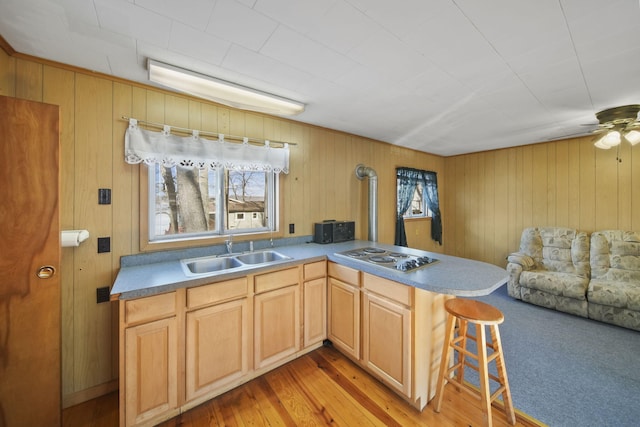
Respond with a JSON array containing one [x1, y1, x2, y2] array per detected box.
[[151, 164, 217, 239], [410, 183, 424, 215], [148, 165, 276, 243], [226, 170, 268, 231]]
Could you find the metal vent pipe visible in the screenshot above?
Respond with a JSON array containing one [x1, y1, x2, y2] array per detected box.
[[355, 164, 378, 242]]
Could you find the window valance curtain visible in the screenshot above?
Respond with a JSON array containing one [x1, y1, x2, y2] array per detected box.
[[395, 167, 442, 247], [124, 119, 289, 174]]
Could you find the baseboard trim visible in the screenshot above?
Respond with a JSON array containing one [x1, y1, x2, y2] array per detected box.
[[62, 380, 118, 409]]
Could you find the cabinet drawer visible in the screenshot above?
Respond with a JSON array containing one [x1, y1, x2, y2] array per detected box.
[[255, 267, 299, 294], [328, 262, 360, 286], [125, 292, 176, 325], [187, 277, 249, 310], [363, 273, 412, 306], [304, 261, 326, 280]]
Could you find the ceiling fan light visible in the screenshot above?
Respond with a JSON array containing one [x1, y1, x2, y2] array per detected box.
[[602, 130, 621, 147], [594, 136, 612, 149], [624, 129, 640, 145]]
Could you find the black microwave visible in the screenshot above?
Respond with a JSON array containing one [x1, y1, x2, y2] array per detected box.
[[313, 221, 355, 244]]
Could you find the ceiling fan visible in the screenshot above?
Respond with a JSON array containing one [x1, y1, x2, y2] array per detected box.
[[546, 104, 640, 145], [591, 104, 640, 149]]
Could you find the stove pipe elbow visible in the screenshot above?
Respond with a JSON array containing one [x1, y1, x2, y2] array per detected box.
[[355, 164, 378, 242]]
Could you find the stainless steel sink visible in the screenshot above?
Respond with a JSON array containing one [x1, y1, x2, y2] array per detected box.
[[235, 250, 291, 264], [182, 256, 245, 275], [181, 250, 292, 276]]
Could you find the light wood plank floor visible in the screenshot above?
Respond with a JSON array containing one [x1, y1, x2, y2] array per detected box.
[[63, 345, 544, 427]]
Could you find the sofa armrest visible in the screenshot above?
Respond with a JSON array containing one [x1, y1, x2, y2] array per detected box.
[[506, 262, 525, 300], [506, 253, 535, 301], [507, 252, 535, 269]]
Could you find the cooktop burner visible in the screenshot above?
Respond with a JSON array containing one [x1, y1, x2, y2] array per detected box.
[[369, 255, 396, 263], [363, 248, 385, 253], [335, 247, 438, 272]]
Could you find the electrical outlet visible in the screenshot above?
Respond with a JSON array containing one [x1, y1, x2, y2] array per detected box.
[[289, 223, 295, 234], [96, 287, 110, 303], [97, 237, 111, 253]]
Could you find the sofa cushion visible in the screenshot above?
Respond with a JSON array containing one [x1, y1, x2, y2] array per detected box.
[[591, 230, 640, 279], [520, 270, 589, 300], [588, 280, 640, 311], [538, 227, 590, 277]]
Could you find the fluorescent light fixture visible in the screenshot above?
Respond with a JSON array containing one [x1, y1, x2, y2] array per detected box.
[[148, 59, 305, 116]]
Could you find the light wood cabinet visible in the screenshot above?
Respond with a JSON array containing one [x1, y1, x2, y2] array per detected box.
[[119, 260, 451, 425], [122, 292, 178, 427], [325, 265, 452, 410], [327, 262, 361, 359], [361, 272, 452, 410], [185, 278, 250, 402], [362, 283, 411, 397], [303, 261, 327, 348], [254, 267, 301, 370]]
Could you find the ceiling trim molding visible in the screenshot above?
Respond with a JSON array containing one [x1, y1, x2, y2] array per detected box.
[[0, 34, 16, 55]]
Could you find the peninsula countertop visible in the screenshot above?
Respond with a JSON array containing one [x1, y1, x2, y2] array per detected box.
[[111, 239, 508, 300]]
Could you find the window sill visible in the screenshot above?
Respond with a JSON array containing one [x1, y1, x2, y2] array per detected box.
[[403, 216, 432, 223], [140, 229, 284, 253]]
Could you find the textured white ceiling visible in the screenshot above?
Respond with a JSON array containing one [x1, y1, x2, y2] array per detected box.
[[2, 0, 640, 156]]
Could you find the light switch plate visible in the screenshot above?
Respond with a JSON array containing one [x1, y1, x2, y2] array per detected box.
[[97, 237, 110, 253], [98, 188, 111, 205]]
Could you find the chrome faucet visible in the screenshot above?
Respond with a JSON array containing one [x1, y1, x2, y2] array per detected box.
[[225, 235, 233, 254]]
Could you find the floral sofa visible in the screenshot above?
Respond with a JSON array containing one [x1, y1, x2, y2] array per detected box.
[[507, 227, 640, 331]]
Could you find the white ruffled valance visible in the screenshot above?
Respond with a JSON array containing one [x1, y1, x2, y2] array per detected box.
[[124, 119, 289, 174]]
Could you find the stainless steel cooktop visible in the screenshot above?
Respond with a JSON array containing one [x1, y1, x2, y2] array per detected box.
[[334, 247, 438, 272]]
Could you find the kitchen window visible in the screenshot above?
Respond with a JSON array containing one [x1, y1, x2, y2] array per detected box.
[[148, 164, 277, 243], [402, 181, 433, 219], [395, 167, 442, 246], [124, 119, 289, 250]]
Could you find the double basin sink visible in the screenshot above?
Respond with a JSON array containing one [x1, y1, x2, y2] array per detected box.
[[181, 250, 292, 276]]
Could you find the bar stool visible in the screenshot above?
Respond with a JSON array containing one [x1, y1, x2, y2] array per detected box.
[[433, 298, 516, 427]]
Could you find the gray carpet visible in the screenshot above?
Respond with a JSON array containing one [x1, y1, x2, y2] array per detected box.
[[459, 285, 640, 427]]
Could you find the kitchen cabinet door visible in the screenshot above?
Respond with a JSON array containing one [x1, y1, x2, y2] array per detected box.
[[254, 284, 301, 369], [185, 298, 249, 402], [362, 291, 411, 397], [124, 317, 178, 427], [327, 277, 360, 359], [303, 277, 327, 347]]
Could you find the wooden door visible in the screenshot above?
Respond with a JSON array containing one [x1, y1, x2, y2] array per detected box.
[[0, 95, 60, 426]]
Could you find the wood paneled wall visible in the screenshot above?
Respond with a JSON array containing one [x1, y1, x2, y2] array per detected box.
[[443, 138, 640, 267], [0, 49, 443, 404]]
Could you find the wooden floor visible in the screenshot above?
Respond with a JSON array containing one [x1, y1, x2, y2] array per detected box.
[[63, 345, 544, 427]]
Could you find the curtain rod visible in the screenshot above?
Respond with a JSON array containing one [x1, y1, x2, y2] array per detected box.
[[121, 116, 296, 147]]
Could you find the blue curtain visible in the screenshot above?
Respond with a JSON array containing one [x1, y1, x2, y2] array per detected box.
[[395, 168, 421, 246], [395, 167, 443, 246], [422, 171, 442, 245]]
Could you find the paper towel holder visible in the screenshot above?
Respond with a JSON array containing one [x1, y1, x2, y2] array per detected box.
[[61, 230, 90, 247]]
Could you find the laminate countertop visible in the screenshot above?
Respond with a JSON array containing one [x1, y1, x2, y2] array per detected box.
[[111, 239, 507, 300]]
